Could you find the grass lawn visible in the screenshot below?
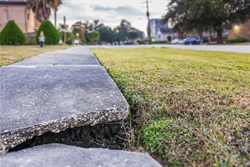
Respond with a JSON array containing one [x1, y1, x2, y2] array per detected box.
[[92, 48, 250, 166], [0, 45, 71, 67]]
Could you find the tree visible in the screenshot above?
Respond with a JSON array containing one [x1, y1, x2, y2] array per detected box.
[[71, 21, 86, 43], [58, 23, 69, 32], [96, 25, 116, 44], [27, 0, 51, 23], [36, 20, 60, 45], [128, 31, 139, 43], [0, 20, 26, 45], [81, 20, 103, 42], [92, 20, 103, 31], [127, 27, 143, 43], [58, 23, 69, 43], [59, 31, 74, 45], [87, 31, 100, 44], [163, 0, 250, 44], [46, 0, 62, 27], [115, 19, 132, 42], [27, 0, 62, 25], [114, 20, 144, 43]]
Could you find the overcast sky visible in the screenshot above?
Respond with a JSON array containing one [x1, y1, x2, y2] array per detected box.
[[51, 0, 169, 33]]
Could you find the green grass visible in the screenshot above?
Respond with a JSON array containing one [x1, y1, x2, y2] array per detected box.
[[0, 45, 71, 67], [92, 48, 250, 166]]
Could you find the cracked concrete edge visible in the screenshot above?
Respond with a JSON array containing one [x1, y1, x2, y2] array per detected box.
[[0, 106, 129, 154]]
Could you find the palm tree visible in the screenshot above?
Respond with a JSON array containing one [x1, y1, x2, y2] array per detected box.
[[58, 23, 69, 43], [27, 0, 51, 23], [46, 0, 62, 28], [27, 0, 62, 26], [58, 23, 69, 32]]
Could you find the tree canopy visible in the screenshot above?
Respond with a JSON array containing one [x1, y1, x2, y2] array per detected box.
[[27, 0, 62, 24], [71, 21, 86, 43], [47, 0, 63, 27], [96, 25, 116, 44], [70, 19, 143, 45], [114, 19, 143, 43], [163, 0, 250, 43], [71, 20, 103, 43], [87, 31, 100, 44]]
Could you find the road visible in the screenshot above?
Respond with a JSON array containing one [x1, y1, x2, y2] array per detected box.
[[84, 44, 250, 53]]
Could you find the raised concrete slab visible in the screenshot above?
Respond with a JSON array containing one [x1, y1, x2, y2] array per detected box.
[[0, 144, 162, 167], [0, 47, 129, 153]]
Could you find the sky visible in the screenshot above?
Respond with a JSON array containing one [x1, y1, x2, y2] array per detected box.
[[51, 0, 169, 33]]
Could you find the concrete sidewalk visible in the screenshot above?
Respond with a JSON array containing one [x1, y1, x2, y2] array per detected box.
[[0, 47, 129, 153], [0, 47, 162, 167], [0, 144, 161, 167]]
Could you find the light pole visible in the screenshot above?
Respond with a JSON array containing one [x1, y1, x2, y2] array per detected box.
[[145, 0, 151, 42], [63, 16, 66, 43]]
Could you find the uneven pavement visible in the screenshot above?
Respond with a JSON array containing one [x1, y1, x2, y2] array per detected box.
[[0, 47, 161, 166], [0, 144, 161, 167]]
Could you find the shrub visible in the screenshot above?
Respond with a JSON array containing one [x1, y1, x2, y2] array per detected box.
[[0, 20, 25, 45], [137, 40, 145, 44], [36, 20, 60, 45], [87, 31, 100, 44], [227, 36, 248, 43], [59, 32, 75, 45], [150, 41, 169, 44]]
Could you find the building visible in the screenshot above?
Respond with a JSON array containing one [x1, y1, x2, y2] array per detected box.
[[149, 18, 176, 42], [229, 20, 250, 41], [0, 0, 40, 33]]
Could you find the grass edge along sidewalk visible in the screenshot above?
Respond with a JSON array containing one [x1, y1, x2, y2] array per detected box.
[[92, 48, 250, 167]]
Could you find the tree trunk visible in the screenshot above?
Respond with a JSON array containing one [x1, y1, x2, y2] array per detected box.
[[54, 10, 57, 28], [216, 28, 224, 44]]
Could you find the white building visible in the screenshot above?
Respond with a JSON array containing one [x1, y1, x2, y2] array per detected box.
[[149, 18, 177, 42]]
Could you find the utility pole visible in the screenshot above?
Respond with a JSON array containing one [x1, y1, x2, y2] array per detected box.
[[63, 16, 66, 43], [145, 0, 151, 42]]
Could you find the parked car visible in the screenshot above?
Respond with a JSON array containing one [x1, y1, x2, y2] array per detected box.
[[123, 41, 134, 45], [73, 39, 80, 45], [171, 38, 184, 44], [183, 38, 202, 45]]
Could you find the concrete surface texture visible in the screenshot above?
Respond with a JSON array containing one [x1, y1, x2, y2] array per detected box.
[[11, 48, 99, 66], [0, 47, 129, 153], [0, 144, 162, 167]]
